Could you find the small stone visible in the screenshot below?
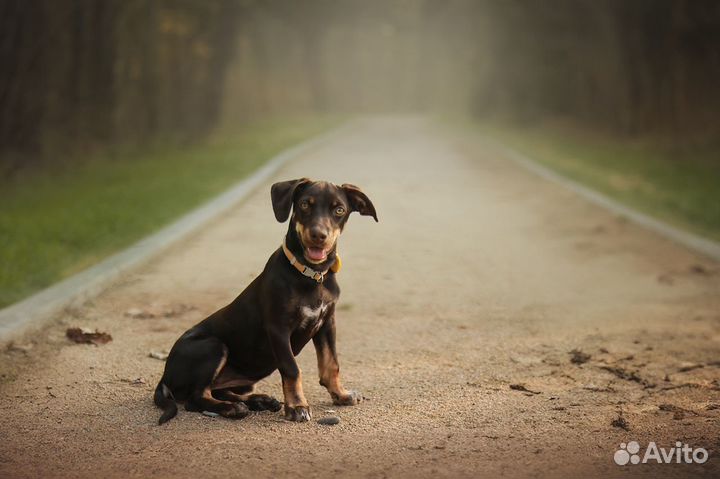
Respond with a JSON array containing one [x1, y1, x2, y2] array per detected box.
[[202, 411, 220, 418], [317, 416, 340, 426], [149, 351, 169, 361]]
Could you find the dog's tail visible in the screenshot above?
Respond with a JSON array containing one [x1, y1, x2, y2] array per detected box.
[[154, 381, 178, 425]]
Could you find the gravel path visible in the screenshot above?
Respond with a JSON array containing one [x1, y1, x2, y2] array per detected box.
[[1, 118, 719, 478]]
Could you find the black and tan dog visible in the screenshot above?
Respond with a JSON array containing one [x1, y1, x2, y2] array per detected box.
[[154, 178, 377, 423]]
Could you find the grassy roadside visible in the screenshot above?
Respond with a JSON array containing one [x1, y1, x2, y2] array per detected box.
[[472, 122, 720, 243], [0, 117, 338, 308]]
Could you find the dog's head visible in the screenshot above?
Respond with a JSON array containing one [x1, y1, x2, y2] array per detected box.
[[271, 179, 377, 264]]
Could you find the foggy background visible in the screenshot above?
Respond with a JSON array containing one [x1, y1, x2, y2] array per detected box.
[[2, 5, 720, 474], [3, 0, 720, 175]]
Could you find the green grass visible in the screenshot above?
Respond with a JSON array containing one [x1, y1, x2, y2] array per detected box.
[[0, 116, 338, 308], [473, 122, 720, 242]]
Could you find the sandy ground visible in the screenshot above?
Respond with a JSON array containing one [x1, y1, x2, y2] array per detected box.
[[1, 118, 719, 478]]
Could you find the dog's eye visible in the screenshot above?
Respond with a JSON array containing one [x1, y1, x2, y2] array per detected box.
[[300, 200, 310, 211], [334, 206, 346, 216]]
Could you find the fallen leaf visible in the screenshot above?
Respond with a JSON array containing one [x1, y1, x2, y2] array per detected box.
[[599, 366, 654, 387], [121, 377, 146, 386], [125, 304, 195, 319], [66, 327, 112, 345], [569, 349, 591, 365], [689, 264, 710, 275], [124, 308, 155, 319], [162, 304, 195, 318], [611, 414, 630, 431], [6, 341, 33, 354], [658, 403, 696, 420], [583, 384, 615, 393], [677, 363, 704, 373]]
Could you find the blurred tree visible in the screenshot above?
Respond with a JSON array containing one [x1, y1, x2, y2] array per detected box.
[[474, 0, 720, 141], [0, 0, 242, 175], [2, 0, 719, 176]]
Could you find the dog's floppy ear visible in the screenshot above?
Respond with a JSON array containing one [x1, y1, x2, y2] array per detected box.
[[341, 184, 378, 222], [271, 178, 311, 222]]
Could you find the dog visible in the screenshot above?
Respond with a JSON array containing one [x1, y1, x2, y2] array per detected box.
[[154, 178, 377, 424]]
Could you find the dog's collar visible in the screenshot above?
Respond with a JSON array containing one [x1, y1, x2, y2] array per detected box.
[[282, 239, 341, 283]]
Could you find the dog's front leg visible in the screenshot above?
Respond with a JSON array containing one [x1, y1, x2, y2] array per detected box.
[[267, 327, 311, 421], [312, 311, 362, 406]]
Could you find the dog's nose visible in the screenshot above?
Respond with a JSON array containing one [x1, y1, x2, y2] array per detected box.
[[309, 226, 327, 243]]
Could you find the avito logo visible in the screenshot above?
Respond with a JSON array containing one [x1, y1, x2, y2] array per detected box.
[[614, 441, 708, 466]]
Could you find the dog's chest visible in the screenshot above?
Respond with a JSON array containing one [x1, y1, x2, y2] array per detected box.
[[296, 301, 330, 334]]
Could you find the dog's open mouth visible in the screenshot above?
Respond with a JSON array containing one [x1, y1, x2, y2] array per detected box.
[[304, 246, 328, 262]]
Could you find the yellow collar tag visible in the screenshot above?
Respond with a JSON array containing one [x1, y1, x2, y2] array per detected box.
[[330, 254, 342, 273]]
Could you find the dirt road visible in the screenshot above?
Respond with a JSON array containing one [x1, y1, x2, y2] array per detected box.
[[1, 118, 719, 478]]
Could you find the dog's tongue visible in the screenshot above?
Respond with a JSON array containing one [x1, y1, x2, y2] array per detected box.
[[307, 247, 327, 261]]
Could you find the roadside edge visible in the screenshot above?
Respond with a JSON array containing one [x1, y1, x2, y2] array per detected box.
[[485, 136, 720, 262], [0, 121, 353, 343]]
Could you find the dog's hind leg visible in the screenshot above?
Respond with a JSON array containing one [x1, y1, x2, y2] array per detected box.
[[214, 385, 282, 412], [213, 384, 253, 403], [183, 341, 249, 419]]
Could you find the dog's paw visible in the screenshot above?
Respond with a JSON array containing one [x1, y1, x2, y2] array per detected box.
[[220, 402, 250, 419], [332, 390, 363, 406], [284, 405, 312, 422], [245, 394, 282, 412]]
